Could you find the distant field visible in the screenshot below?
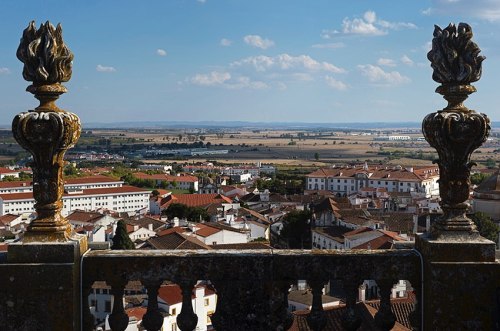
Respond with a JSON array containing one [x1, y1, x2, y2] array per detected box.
[[84, 128, 499, 167]]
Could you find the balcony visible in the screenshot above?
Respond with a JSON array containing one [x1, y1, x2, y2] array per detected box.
[[1, 20, 500, 331]]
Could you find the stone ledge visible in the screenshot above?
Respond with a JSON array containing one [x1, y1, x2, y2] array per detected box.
[[416, 233, 496, 262], [7, 239, 84, 263]]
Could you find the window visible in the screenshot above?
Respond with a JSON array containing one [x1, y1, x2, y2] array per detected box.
[[105, 300, 111, 312], [171, 308, 177, 315], [90, 299, 97, 310], [205, 298, 210, 306], [171, 323, 177, 331]]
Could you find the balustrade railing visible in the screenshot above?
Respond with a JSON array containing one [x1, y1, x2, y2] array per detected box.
[[82, 249, 421, 331]]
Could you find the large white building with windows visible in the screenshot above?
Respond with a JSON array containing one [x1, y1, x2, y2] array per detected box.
[[306, 164, 439, 198], [0, 176, 150, 216]]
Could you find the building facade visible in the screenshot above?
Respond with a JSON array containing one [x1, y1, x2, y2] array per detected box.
[[306, 164, 439, 198]]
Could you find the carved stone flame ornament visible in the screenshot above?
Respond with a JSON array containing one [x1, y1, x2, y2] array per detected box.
[[423, 23, 490, 237], [13, 21, 82, 242]]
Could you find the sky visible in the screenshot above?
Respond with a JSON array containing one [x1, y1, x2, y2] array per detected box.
[[0, 0, 500, 125]]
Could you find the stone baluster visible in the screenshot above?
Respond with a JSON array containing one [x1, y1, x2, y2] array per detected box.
[[108, 281, 129, 331], [142, 280, 163, 331], [374, 279, 396, 330], [306, 279, 327, 331], [269, 280, 294, 331], [176, 280, 198, 331], [82, 280, 96, 331], [210, 280, 232, 331], [341, 279, 362, 331], [408, 281, 421, 331]]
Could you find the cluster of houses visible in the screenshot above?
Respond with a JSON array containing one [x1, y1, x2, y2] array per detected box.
[[1, 161, 498, 330]]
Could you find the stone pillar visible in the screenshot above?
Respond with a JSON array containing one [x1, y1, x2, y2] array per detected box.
[[416, 22, 498, 330], [2, 21, 87, 331]]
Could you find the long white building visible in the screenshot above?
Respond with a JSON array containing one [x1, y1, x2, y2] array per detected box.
[[0, 176, 150, 216], [306, 164, 439, 198]]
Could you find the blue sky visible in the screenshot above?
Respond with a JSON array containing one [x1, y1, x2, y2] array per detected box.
[[0, 0, 500, 125]]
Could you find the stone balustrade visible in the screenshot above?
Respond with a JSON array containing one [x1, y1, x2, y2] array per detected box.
[[82, 249, 421, 331]]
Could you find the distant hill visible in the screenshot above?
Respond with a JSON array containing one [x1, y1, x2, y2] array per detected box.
[[0, 120, 497, 131], [81, 120, 500, 130]]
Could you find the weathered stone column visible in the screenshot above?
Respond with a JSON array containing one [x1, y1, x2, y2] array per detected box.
[[1, 21, 87, 331], [416, 23, 499, 330]]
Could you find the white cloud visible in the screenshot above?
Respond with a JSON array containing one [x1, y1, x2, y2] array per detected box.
[[377, 58, 397, 67], [325, 76, 348, 91], [400, 55, 414, 66], [226, 76, 268, 90], [191, 71, 231, 86], [311, 42, 345, 49], [231, 54, 346, 74], [322, 11, 416, 38], [357, 64, 410, 85], [243, 35, 275, 49], [156, 49, 167, 56], [189, 71, 267, 89], [220, 38, 232, 46], [96, 65, 116, 73], [422, 7, 432, 15], [427, 0, 500, 21], [0, 68, 10, 75], [292, 73, 314, 81]]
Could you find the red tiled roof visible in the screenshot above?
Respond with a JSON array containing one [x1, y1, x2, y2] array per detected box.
[[147, 232, 211, 250], [193, 224, 221, 237], [0, 167, 20, 174], [161, 193, 231, 208], [0, 214, 20, 226], [289, 302, 411, 331], [0, 181, 32, 189], [125, 307, 147, 321], [343, 226, 373, 237], [352, 235, 395, 249], [67, 210, 104, 223], [157, 284, 214, 306], [156, 227, 188, 236]]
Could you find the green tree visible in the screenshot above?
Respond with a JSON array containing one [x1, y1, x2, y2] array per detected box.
[[280, 210, 312, 248], [111, 220, 135, 250], [471, 172, 490, 185], [165, 203, 190, 220], [485, 158, 497, 169], [187, 207, 210, 222], [314, 152, 319, 161], [471, 212, 499, 245]]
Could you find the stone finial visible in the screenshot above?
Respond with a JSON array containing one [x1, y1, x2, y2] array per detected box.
[[427, 23, 485, 85], [12, 21, 83, 243], [16, 21, 73, 88], [422, 23, 490, 238]]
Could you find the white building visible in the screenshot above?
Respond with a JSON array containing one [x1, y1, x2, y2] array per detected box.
[[0, 185, 150, 216], [137, 164, 172, 173], [306, 164, 439, 198], [149, 284, 217, 331], [222, 166, 260, 178]]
